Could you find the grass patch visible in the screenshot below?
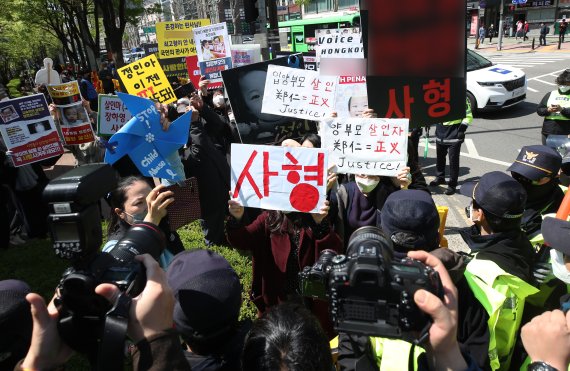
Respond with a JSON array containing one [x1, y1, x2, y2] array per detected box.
[[0, 220, 255, 369]]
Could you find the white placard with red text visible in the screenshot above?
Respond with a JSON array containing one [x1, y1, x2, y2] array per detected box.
[[261, 65, 336, 121], [97, 95, 133, 136], [321, 118, 408, 176], [230, 143, 328, 213]]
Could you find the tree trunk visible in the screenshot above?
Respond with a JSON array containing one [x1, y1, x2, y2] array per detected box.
[[96, 0, 126, 68]]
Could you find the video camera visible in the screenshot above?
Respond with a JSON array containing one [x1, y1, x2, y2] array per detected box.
[[299, 226, 443, 343], [546, 135, 570, 175], [43, 164, 166, 367]]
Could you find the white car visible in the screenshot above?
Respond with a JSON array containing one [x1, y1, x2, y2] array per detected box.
[[467, 49, 527, 112]]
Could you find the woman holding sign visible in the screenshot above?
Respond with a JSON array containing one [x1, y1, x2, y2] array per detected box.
[[226, 199, 342, 339]]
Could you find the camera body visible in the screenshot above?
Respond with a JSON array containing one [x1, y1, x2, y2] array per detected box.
[[43, 164, 165, 358], [299, 226, 443, 341]]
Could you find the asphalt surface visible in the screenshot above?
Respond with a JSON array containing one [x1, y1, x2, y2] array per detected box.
[[426, 39, 570, 253]]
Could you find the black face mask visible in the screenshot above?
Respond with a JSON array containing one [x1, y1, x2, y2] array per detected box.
[[522, 180, 558, 209]]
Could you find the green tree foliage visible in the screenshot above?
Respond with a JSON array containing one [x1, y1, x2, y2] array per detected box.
[[0, 0, 60, 85]]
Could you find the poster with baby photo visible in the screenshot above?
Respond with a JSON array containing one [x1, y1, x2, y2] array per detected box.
[[48, 81, 95, 145], [0, 94, 64, 167], [221, 55, 317, 145], [193, 22, 232, 83], [335, 76, 368, 119]]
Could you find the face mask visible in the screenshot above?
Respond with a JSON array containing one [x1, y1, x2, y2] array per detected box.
[[559, 85, 570, 93], [551, 249, 570, 284], [355, 177, 380, 194], [213, 95, 225, 107], [124, 210, 147, 225], [469, 203, 480, 223]]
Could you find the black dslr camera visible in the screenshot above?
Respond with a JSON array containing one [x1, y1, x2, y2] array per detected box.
[[43, 164, 166, 367], [299, 226, 443, 343]]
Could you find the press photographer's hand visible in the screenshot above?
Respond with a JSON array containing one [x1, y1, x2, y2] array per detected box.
[[407, 250, 467, 371], [21, 294, 73, 370], [522, 309, 570, 371], [144, 185, 174, 226], [96, 254, 175, 343]]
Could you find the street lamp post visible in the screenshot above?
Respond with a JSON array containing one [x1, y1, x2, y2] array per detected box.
[[498, 0, 504, 50]]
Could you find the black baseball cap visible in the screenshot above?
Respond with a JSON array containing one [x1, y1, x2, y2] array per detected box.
[[166, 250, 242, 342], [380, 189, 440, 252], [460, 171, 527, 219], [507, 145, 561, 180]]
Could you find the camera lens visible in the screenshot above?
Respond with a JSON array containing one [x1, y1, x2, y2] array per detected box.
[[347, 226, 393, 260], [109, 223, 165, 264]]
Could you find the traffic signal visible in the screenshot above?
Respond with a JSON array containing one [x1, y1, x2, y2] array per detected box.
[[244, 0, 259, 23]]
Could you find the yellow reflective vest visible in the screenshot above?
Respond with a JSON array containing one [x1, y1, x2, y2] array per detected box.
[[546, 90, 570, 121], [465, 258, 539, 371], [370, 337, 425, 371]]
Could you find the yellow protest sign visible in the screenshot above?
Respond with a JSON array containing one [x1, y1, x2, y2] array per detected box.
[[156, 19, 210, 58], [117, 54, 176, 104]]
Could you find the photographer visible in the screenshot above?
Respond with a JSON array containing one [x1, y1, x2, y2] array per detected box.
[[104, 176, 184, 267], [15, 254, 190, 371], [537, 69, 570, 145], [338, 190, 488, 370], [459, 172, 538, 371], [336, 250, 477, 371]]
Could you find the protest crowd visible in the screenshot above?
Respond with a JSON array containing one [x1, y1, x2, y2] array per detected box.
[[2, 14, 570, 371]]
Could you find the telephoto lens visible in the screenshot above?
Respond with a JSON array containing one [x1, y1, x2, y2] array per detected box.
[[109, 222, 166, 264]]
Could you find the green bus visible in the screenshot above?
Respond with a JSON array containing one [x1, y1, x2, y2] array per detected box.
[[278, 13, 360, 52]]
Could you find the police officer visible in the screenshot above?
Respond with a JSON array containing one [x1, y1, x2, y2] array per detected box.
[[507, 145, 564, 244], [429, 98, 473, 195], [459, 172, 538, 371], [537, 69, 570, 145]]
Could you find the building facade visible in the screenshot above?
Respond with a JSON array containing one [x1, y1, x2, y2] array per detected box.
[[469, 0, 570, 36]]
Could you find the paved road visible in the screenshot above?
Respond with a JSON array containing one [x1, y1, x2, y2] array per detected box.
[[426, 48, 570, 252]]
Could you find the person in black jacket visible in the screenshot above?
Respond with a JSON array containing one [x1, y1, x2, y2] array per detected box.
[[179, 92, 232, 246]]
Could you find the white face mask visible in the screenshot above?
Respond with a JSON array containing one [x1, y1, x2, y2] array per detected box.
[[469, 203, 480, 223], [550, 249, 570, 284], [559, 85, 570, 93], [213, 95, 225, 107], [355, 177, 380, 194]]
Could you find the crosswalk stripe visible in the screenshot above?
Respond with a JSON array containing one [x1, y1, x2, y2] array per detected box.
[[483, 53, 567, 71]]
